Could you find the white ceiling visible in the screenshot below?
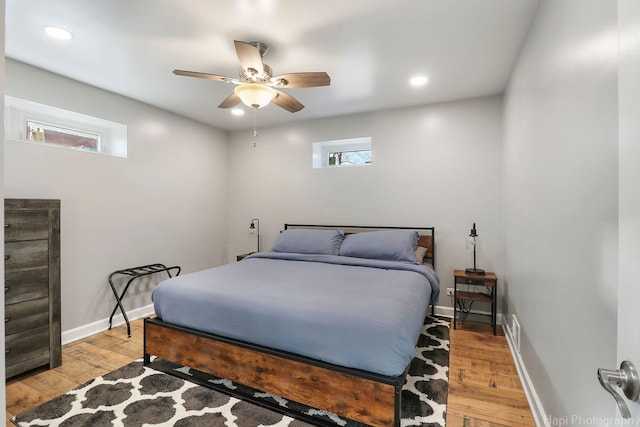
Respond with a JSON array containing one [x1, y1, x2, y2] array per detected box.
[[5, 0, 539, 131]]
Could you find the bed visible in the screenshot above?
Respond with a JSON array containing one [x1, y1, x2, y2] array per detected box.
[[144, 225, 439, 426]]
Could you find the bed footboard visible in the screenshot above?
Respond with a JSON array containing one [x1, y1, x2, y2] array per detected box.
[[144, 317, 404, 427]]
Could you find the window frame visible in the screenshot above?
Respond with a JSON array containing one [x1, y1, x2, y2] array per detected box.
[[4, 95, 127, 158]]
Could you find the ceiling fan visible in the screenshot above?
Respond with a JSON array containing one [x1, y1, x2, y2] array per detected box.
[[173, 40, 331, 113]]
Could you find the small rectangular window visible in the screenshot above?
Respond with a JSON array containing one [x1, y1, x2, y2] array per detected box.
[[328, 149, 372, 166], [4, 96, 127, 158], [312, 137, 372, 169], [26, 120, 101, 151]]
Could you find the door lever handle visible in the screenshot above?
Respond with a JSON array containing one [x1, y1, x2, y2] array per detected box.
[[597, 361, 640, 418]]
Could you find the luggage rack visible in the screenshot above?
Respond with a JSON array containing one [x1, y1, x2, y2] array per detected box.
[[108, 263, 181, 337]]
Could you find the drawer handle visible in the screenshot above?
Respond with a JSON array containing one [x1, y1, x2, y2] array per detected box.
[[4, 223, 9, 229], [5, 348, 10, 355], [4, 255, 9, 261], [4, 287, 8, 293], [5, 317, 10, 323]]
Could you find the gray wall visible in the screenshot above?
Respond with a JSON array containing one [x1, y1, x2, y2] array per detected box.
[[503, 0, 618, 421], [618, 0, 640, 418], [4, 59, 230, 334], [226, 95, 505, 314]]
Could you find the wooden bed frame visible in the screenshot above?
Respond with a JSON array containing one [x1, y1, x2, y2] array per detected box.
[[143, 225, 435, 427]]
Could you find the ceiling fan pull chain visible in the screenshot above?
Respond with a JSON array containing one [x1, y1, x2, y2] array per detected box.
[[252, 107, 258, 148]]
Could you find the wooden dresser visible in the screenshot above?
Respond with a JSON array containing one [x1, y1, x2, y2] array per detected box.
[[4, 199, 61, 378]]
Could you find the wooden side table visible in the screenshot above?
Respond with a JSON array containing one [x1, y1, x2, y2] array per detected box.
[[453, 269, 498, 335], [236, 252, 255, 261]]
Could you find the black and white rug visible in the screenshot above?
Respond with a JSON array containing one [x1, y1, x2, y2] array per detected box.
[[12, 316, 449, 427]]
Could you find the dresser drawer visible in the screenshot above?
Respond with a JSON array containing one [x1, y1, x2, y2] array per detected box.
[[5, 325, 50, 369], [4, 210, 49, 242], [5, 297, 50, 336], [6, 353, 51, 379], [5, 240, 49, 273], [5, 268, 49, 305]]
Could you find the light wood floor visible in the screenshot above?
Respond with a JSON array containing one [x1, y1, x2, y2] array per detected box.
[[447, 321, 535, 427], [6, 318, 534, 426]]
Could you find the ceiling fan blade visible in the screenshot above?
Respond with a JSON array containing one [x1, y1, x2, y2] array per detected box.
[[234, 40, 264, 78], [270, 72, 331, 88], [272, 90, 304, 113], [173, 69, 236, 83], [218, 93, 241, 109]]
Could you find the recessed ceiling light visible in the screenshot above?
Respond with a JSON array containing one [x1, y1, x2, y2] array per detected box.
[[231, 108, 245, 116], [43, 26, 74, 40], [409, 75, 428, 87]]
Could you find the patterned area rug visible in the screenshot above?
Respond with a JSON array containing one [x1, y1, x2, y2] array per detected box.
[[12, 316, 449, 427]]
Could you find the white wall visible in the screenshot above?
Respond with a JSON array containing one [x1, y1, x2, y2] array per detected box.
[[503, 0, 618, 422], [4, 59, 229, 333], [617, 0, 640, 418], [227, 95, 505, 313]]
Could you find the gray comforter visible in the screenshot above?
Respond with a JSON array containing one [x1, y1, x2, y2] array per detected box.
[[152, 252, 440, 377]]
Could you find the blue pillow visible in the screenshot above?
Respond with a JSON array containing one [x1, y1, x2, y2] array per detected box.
[[272, 229, 344, 255], [339, 230, 420, 264]]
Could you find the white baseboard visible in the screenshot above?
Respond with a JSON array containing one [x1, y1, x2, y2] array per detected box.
[[61, 304, 155, 345], [503, 320, 549, 427], [61, 303, 475, 344], [433, 305, 454, 318], [433, 304, 503, 325]]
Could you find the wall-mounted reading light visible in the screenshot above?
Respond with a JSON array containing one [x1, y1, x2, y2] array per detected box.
[[249, 218, 260, 252]]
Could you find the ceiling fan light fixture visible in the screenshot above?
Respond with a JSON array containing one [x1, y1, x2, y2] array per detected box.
[[234, 83, 277, 109], [173, 40, 329, 113]]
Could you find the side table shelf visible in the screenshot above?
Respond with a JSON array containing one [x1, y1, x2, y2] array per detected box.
[[108, 263, 181, 337], [453, 269, 498, 335]]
